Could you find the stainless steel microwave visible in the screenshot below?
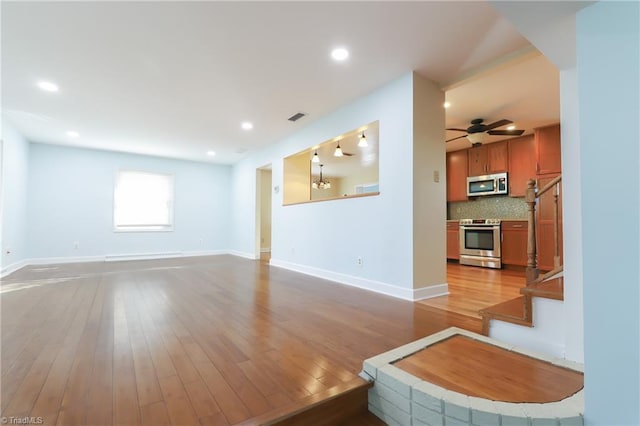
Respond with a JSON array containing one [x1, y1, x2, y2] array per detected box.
[[467, 172, 508, 197]]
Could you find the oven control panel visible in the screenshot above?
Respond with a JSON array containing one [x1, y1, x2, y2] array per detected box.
[[459, 218, 502, 226]]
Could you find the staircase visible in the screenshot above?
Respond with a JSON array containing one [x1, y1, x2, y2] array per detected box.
[[480, 177, 564, 352]]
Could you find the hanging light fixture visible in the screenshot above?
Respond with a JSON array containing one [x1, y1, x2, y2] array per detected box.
[[312, 164, 331, 190], [358, 132, 368, 147], [334, 142, 344, 157], [312, 150, 320, 163]]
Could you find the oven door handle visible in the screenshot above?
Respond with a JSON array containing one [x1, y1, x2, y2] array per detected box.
[[460, 226, 500, 231]]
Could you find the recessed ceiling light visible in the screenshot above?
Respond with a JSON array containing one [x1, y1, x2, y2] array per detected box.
[[331, 47, 349, 61], [443, 102, 451, 109], [206, 151, 216, 156], [37, 81, 59, 92], [66, 131, 79, 138], [507, 125, 516, 130], [241, 122, 253, 130]]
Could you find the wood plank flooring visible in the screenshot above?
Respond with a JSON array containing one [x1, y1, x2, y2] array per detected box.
[[418, 263, 525, 319], [1, 255, 482, 425], [393, 335, 583, 403]]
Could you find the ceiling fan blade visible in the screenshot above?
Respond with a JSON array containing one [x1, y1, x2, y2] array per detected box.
[[446, 128, 468, 132], [488, 129, 525, 136], [446, 135, 468, 143], [484, 119, 513, 131]]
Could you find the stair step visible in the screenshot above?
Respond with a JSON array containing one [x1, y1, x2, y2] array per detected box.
[[521, 277, 564, 300], [235, 377, 375, 426], [479, 296, 532, 335]]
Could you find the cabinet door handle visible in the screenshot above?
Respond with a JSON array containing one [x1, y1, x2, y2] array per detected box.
[[511, 224, 524, 228]]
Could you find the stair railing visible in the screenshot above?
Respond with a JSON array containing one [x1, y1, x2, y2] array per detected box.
[[525, 176, 562, 286]]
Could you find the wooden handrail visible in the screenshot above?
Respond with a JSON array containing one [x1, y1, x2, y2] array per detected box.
[[537, 175, 562, 197], [525, 175, 562, 286]]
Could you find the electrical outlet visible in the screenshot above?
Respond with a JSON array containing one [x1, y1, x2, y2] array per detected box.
[[199, 238, 204, 245], [357, 256, 363, 267], [433, 170, 440, 183], [291, 246, 295, 254], [73, 241, 80, 249]]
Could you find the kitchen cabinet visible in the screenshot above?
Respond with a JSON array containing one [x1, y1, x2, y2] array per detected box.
[[501, 221, 528, 266], [536, 124, 561, 175], [468, 141, 508, 176], [446, 221, 459, 260], [536, 174, 563, 271], [446, 150, 468, 202], [508, 135, 536, 197]]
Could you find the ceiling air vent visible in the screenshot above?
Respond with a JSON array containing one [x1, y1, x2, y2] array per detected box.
[[288, 112, 306, 122]]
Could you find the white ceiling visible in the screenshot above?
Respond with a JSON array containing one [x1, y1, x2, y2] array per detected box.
[[2, 1, 558, 164]]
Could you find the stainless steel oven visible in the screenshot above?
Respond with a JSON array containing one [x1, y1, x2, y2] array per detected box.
[[459, 219, 502, 269]]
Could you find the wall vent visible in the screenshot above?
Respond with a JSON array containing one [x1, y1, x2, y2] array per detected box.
[[288, 112, 306, 122]]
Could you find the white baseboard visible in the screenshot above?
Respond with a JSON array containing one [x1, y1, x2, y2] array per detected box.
[[413, 282, 449, 300], [27, 255, 105, 266], [1, 258, 30, 278], [228, 250, 260, 260], [2, 250, 232, 276], [105, 252, 184, 262], [269, 258, 448, 301]]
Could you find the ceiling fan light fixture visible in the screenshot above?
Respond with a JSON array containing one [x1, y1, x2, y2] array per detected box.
[[358, 133, 368, 148], [334, 143, 343, 157], [467, 133, 485, 144]]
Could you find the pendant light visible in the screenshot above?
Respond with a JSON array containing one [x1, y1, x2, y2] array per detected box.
[[334, 142, 343, 157], [312, 164, 331, 189], [312, 150, 320, 163], [358, 132, 368, 147]]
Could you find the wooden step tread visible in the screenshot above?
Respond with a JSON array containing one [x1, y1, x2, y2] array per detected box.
[[234, 377, 373, 426], [521, 277, 564, 300], [480, 296, 531, 324], [479, 296, 532, 335]]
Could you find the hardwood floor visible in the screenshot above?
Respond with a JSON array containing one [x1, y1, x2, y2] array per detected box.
[[393, 335, 583, 403], [419, 262, 525, 319], [1, 255, 482, 425]]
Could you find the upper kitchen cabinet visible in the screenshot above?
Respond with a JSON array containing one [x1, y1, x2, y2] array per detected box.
[[535, 124, 561, 175], [508, 135, 536, 197], [467, 141, 508, 176], [446, 150, 468, 202]]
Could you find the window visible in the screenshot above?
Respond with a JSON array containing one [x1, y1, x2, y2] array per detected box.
[[114, 170, 174, 231]]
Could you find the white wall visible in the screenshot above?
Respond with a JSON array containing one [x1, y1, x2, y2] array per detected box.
[[577, 2, 640, 425], [1, 121, 30, 274], [231, 73, 435, 299], [27, 143, 232, 260], [260, 169, 272, 250], [559, 67, 583, 363], [412, 72, 446, 291]]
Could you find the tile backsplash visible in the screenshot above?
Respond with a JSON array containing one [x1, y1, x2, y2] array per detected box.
[[448, 196, 527, 220]]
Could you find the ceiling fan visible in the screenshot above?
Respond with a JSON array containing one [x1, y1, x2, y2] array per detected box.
[[446, 118, 524, 145]]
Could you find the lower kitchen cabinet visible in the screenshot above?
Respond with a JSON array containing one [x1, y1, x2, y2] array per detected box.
[[446, 221, 459, 260], [501, 221, 528, 266]]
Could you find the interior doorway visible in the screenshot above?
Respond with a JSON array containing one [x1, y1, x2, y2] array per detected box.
[[256, 165, 272, 262]]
